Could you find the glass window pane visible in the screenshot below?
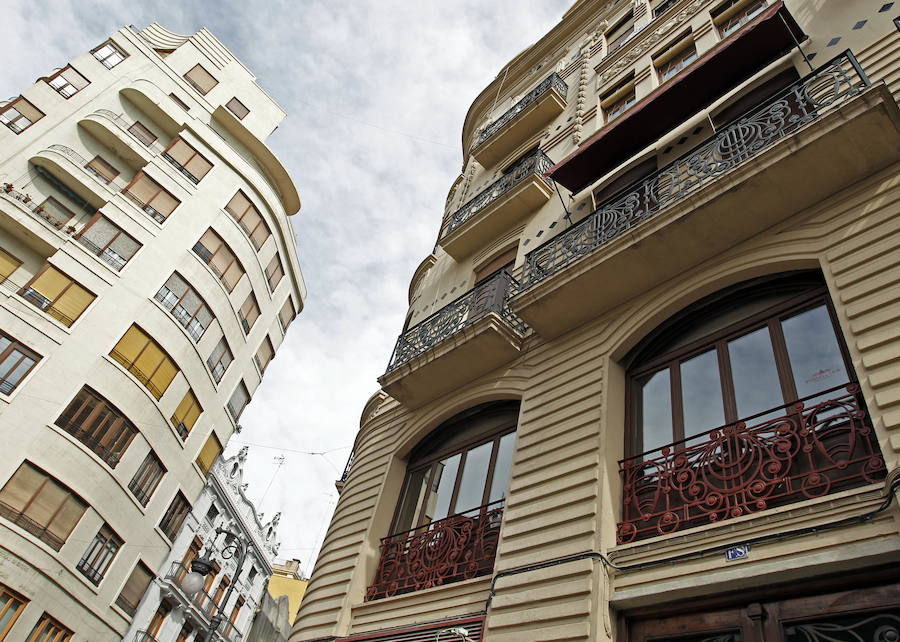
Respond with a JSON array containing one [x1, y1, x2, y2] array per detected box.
[[637, 368, 672, 454], [728, 326, 784, 418], [680, 349, 725, 437], [489, 432, 516, 503], [423, 454, 460, 524], [394, 468, 428, 533], [781, 304, 847, 398], [455, 442, 493, 515]]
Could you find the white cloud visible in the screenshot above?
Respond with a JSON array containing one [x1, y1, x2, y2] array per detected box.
[[1, 0, 571, 573]]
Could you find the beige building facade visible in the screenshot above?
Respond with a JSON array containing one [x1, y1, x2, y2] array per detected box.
[[293, 1, 900, 640], [0, 23, 304, 641]]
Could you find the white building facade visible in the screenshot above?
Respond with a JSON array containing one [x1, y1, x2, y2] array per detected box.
[[0, 23, 304, 641], [125, 447, 282, 642]]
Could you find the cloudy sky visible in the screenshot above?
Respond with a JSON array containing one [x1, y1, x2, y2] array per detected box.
[[2, 0, 571, 573]]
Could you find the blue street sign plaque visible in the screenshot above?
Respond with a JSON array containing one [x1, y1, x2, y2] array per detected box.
[[725, 544, 750, 562]]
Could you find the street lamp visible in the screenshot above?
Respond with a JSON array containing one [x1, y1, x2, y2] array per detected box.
[[181, 526, 252, 642]]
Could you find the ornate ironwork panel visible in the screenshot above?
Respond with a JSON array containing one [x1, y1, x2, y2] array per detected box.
[[366, 502, 503, 601], [520, 50, 870, 288], [384, 270, 526, 373], [616, 384, 886, 544], [784, 613, 900, 642], [475, 72, 568, 148], [443, 148, 554, 237]]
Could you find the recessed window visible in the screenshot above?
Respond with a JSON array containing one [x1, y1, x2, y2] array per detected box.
[[193, 229, 246, 292], [163, 138, 213, 184], [226, 97, 250, 120], [155, 272, 215, 341], [27, 613, 73, 642], [171, 389, 202, 439], [122, 172, 180, 223], [20, 264, 96, 327], [56, 386, 138, 468], [0, 97, 44, 134], [225, 190, 271, 250], [207, 336, 233, 383], [0, 462, 87, 551], [84, 155, 120, 185], [239, 292, 260, 333], [196, 432, 223, 477], [0, 583, 27, 639], [184, 64, 218, 95], [128, 451, 165, 506], [265, 254, 284, 291], [654, 34, 698, 81], [39, 197, 76, 227], [278, 298, 296, 333], [227, 381, 250, 421], [116, 561, 153, 616], [0, 248, 20, 284], [0, 332, 41, 394], [76, 214, 141, 271], [169, 93, 190, 111], [127, 120, 157, 147], [712, 0, 767, 37], [206, 504, 219, 523], [601, 76, 637, 123], [92, 40, 127, 69], [255, 336, 275, 373], [110, 325, 180, 399], [46, 66, 89, 98], [159, 491, 191, 541], [76, 524, 122, 585], [653, 0, 679, 17], [605, 11, 636, 54]]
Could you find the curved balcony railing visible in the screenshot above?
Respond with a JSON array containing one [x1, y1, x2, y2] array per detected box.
[[616, 383, 886, 544], [46, 144, 129, 192], [520, 50, 870, 288], [0, 184, 80, 234], [384, 270, 526, 373], [443, 148, 553, 238], [92, 109, 165, 154], [367, 500, 504, 600], [475, 73, 568, 148]]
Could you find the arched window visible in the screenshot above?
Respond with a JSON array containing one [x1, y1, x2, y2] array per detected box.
[[618, 272, 884, 543], [368, 401, 519, 600]]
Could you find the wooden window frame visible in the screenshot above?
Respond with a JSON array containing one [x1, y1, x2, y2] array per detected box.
[[712, 0, 768, 37], [75, 213, 141, 271], [0, 583, 27, 640], [162, 137, 212, 184], [75, 523, 122, 585], [27, 612, 73, 642], [127, 121, 157, 147], [653, 32, 698, 82], [0, 332, 41, 394], [45, 65, 89, 99], [207, 336, 233, 383], [0, 97, 44, 134], [20, 263, 96, 327], [265, 254, 284, 292], [254, 336, 275, 373], [55, 386, 138, 468], [226, 97, 250, 120], [225, 190, 271, 250], [171, 388, 202, 439], [122, 172, 180, 223], [239, 292, 261, 333], [183, 64, 218, 95], [109, 325, 180, 400], [193, 229, 245, 292], [601, 75, 637, 123], [115, 561, 153, 616], [155, 272, 215, 341], [159, 491, 191, 541], [92, 40, 127, 69], [128, 451, 166, 506]]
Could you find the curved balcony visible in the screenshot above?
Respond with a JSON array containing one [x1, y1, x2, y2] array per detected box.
[[78, 110, 160, 169], [378, 271, 527, 407], [30, 145, 123, 208], [439, 149, 554, 260], [120, 81, 184, 136], [472, 72, 568, 168], [512, 51, 900, 338], [0, 184, 79, 251]]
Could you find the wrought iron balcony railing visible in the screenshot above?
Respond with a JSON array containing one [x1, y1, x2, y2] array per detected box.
[[46, 144, 128, 192], [475, 73, 568, 148], [134, 632, 160, 642], [0, 184, 80, 235], [367, 500, 504, 600], [0, 501, 66, 550], [384, 270, 526, 373], [443, 148, 554, 238], [76, 235, 128, 271], [162, 152, 202, 184], [520, 50, 870, 288], [93, 109, 165, 154], [616, 383, 886, 544]]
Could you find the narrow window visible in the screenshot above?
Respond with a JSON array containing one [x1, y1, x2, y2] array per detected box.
[[155, 272, 215, 341], [206, 504, 219, 524], [239, 292, 260, 333], [115, 561, 153, 616], [184, 64, 218, 95], [0, 583, 28, 640], [225, 191, 271, 249], [265, 254, 284, 291], [122, 172, 180, 223], [169, 93, 190, 111], [20, 265, 96, 327], [193, 229, 246, 292], [278, 298, 296, 333], [110, 325, 180, 399], [601, 75, 636, 123], [214, 576, 230, 605], [206, 336, 233, 383], [196, 432, 223, 477], [128, 451, 165, 506], [247, 566, 258, 584], [227, 381, 250, 421], [176, 623, 193, 642], [653, 0, 679, 17], [92, 40, 127, 68], [163, 138, 212, 184], [46, 66, 89, 98], [0, 462, 87, 550], [127, 121, 157, 147], [605, 11, 636, 54], [255, 336, 275, 374], [159, 491, 190, 540], [76, 524, 122, 585], [712, 0, 767, 37], [0, 249, 20, 283], [146, 600, 172, 636], [229, 596, 244, 623], [654, 34, 698, 81], [76, 214, 141, 271], [56, 386, 138, 467], [26, 613, 73, 642], [226, 97, 250, 120], [0, 97, 44, 134], [171, 389, 202, 439], [84, 155, 120, 185], [0, 332, 40, 394]]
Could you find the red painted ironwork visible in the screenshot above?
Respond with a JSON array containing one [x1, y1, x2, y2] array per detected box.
[[617, 383, 885, 544], [366, 501, 503, 601]]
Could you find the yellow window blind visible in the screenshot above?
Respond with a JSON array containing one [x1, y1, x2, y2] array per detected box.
[[0, 248, 21, 282], [196, 432, 223, 476], [171, 389, 202, 438]]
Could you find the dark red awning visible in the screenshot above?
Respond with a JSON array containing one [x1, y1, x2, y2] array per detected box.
[[548, 1, 806, 192]]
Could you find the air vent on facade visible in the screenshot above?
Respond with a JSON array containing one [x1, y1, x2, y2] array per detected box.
[[340, 617, 485, 642]]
